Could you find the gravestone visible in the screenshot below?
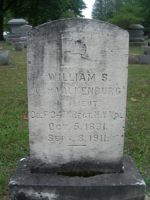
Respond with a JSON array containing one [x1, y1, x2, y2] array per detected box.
[[18, 25, 32, 48], [14, 42, 24, 51], [9, 19, 146, 200], [129, 24, 145, 46], [8, 18, 28, 34], [0, 48, 10, 65], [28, 19, 128, 174], [7, 19, 29, 45], [129, 54, 150, 64], [19, 25, 32, 37]]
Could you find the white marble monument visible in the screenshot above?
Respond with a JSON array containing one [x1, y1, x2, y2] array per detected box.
[[27, 19, 129, 173]]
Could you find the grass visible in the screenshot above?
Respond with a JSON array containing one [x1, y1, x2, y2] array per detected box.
[[129, 46, 145, 55], [0, 42, 29, 199], [125, 64, 150, 190], [0, 42, 150, 198]]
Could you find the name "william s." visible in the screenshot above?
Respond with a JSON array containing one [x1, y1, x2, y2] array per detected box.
[[48, 72, 108, 82]]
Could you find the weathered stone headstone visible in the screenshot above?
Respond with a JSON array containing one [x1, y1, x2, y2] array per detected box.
[[14, 42, 24, 51], [0, 48, 10, 65], [129, 24, 145, 46], [138, 55, 150, 64], [8, 18, 28, 34], [6, 18, 30, 46], [129, 54, 150, 64], [9, 19, 146, 200], [28, 19, 128, 173]]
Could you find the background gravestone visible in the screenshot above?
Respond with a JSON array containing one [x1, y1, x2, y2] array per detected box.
[[9, 19, 146, 200], [18, 25, 32, 48], [129, 24, 145, 46], [8, 18, 28, 34], [14, 42, 24, 51], [0, 48, 10, 65], [28, 19, 129, 173], [7, 18, 28, 42], [6, 19, 31, 48]]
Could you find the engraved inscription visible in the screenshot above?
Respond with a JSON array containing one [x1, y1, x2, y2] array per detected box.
[[48, 133, 109, 145], [49, 86, 122, 96], [30, 69, 126, 146], [30, 110, 123, 120], [48, 72, 107, 82]]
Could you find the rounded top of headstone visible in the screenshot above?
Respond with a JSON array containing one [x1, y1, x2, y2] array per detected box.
[[32, 18, 128, 37], [129, 24, 144, 30], [8, 18, 28, 25]]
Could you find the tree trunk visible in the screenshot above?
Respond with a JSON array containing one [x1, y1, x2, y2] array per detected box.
[[0, 14, 4, 41]]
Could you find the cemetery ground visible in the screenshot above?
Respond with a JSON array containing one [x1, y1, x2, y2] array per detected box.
[[0, 42, 149, 199]]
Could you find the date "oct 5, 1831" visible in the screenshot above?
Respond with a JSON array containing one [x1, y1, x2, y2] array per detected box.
[[49, 122, 106, 131]]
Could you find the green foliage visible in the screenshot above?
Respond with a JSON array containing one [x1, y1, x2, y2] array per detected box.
[[0, 42, 29, 197], [3, 12, 13, 31], [92, 0, 123, 20], [129, 46, 144, 55], [68, 0, 86, 17], [61, 11, 76, 19], [0, 0, 18, 39], [0, 0, 86, 40], [125, 64, 150, 190], [110, 3, 143, 28], [92, 0, 148, 29], [138, 0, 150, 27], [93, 0, 115, 20], [11, 0, 86, 26]]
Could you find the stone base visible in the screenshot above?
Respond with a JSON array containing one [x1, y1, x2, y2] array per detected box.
[[9, 156, 146, 200], [129, 55, 150, 64]]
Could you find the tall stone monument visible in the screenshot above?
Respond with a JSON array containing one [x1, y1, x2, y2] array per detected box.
[[6, 19, 32, 48], [7, 18, 28, 42], [9, 19, 146, 200], [129, 24, 145, 46], [8, 18, 28, 34]]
